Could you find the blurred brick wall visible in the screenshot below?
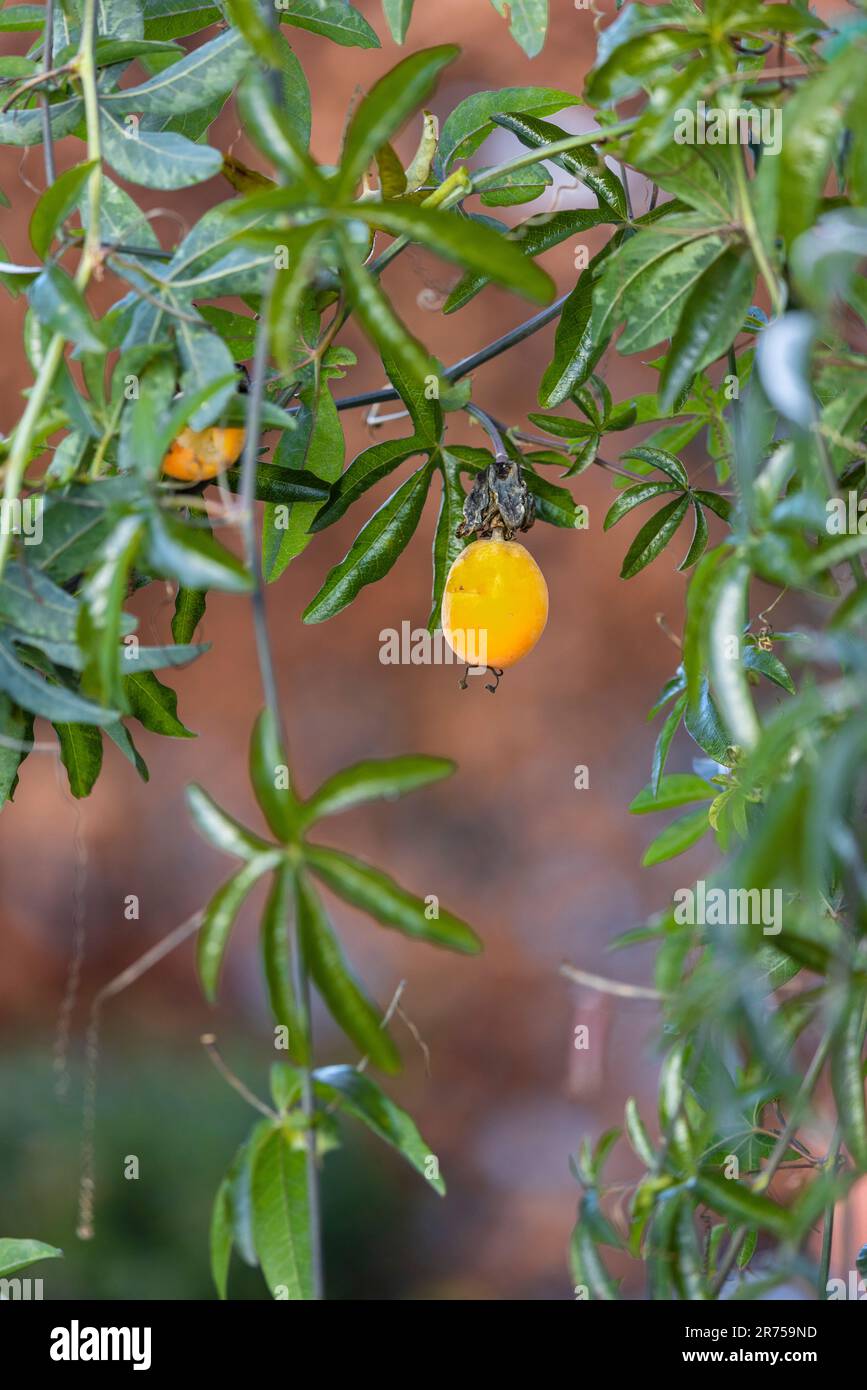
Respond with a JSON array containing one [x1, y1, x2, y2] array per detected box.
[[3, 0, 848, 1298]]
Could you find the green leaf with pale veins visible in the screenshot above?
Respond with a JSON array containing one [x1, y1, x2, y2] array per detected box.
[[124, 670, 194, 738], [0, 1239, 62, 1278], [278, 0, 380, 49], [251, 1125, 313, 1300]]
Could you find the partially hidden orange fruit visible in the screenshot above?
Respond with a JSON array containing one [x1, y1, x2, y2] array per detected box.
[[441, 535, 548, 669], [161, 426, 246, 483]]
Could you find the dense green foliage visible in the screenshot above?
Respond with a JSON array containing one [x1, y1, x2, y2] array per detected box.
[[2, 0, 866, 1300]]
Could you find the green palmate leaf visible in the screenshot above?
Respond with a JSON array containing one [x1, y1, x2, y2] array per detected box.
[[641, 807, 709, 866], [382, 0, 414, 44], [209, 1176, 233, 1300], [313, 1064, 445, 1193], [692, 1174, 794, 1240], [590, 217, 727, 353], [708, 558, 760, 753], [294, 871, 401, 1073], [250, 709, 300, 841], [436, 86, 575, 175], [124, 670, 194, 738], [278, 0, 380, 48], [302, 754, 453, 824], [348, 201, 554, 304], [830, 995, 867, 1170], [0, 639, 119, 727], [302, 461, 435, 624], [29, 160, 98, 261], [629, 773, 714, 814], [54, 722, 104, 799], [337, 45, 458, 198], [619, 495, 690, 579], [197, 853, 281, 1002], [28, 266, 105, 353], [491, 112, 625, 217], [0, 1239, 62, 1278], [261, 861, 310, 1064], [658, 247, 756, 413], [490, 0, 548, 57], [251, 1125, 313, 1301], [304, 844, 481, 954], [187, 782, 274, 860]]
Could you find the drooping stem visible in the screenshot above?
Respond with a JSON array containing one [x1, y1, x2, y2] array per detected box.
[[40, 0, 57, 185], [238, 271, 324, 1302], [731, 142, 783, 318], [465, 403, 508, 459], [818, 1134, 842, 1297]]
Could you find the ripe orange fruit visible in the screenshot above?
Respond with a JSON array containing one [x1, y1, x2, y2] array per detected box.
[[441, 535, 548, 669], [161, 426, 246, 483]]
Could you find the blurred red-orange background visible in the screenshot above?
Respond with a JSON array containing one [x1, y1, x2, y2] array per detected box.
[[1, 0, 862, 1299]]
